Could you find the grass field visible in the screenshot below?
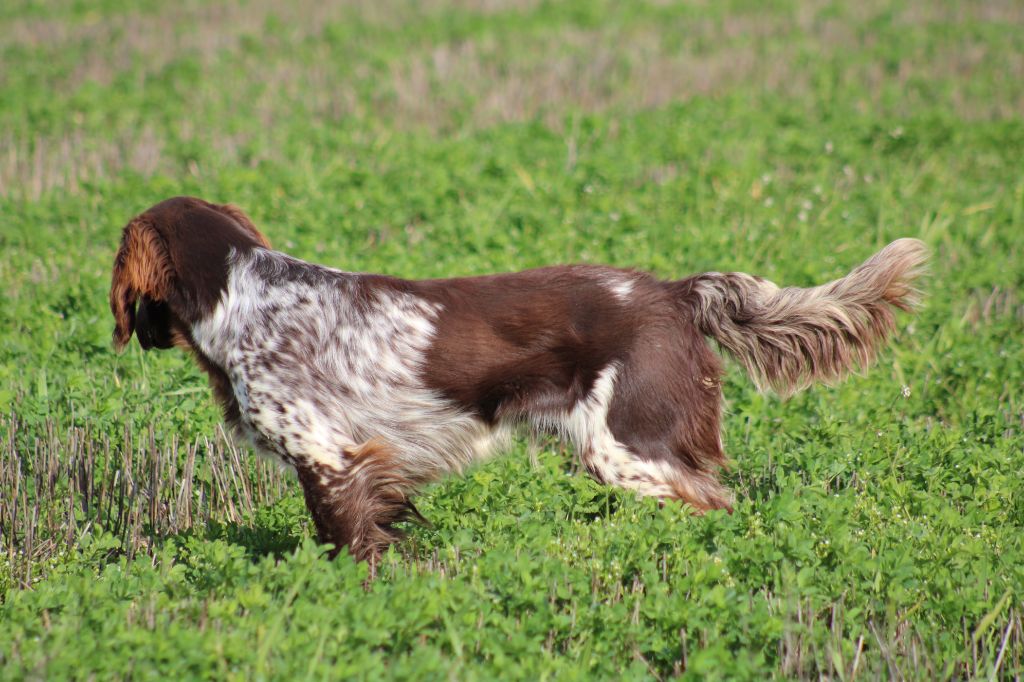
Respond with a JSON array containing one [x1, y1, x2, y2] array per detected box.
[[1, 0, 1023, 678]]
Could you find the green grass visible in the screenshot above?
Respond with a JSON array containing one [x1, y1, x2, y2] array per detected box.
[[1, 0, 1023, 678]]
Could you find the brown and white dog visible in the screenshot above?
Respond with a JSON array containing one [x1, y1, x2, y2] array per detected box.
[[110, 196, 927, 562]]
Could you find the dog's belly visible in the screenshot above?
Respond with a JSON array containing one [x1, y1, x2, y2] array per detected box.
[[228, 363, 498, 480]]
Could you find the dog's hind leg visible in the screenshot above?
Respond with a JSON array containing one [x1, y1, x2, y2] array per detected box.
[[569, 317, 734, 512], [580, 436, 734, 513], [565, 355, 733, 513]]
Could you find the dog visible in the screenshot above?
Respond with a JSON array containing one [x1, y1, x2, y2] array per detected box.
[[110, 196, 927, 562]]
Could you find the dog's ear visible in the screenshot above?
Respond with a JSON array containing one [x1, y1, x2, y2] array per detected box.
[[110, 216, 175, 351], [214, 203, 272, 249]]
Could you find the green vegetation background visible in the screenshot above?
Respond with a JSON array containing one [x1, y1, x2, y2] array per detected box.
[[1, 0, 1022, 678]]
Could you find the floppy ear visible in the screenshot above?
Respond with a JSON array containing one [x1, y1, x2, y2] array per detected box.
[[214, 203, 272, 249], [110, 216, 175, 351]]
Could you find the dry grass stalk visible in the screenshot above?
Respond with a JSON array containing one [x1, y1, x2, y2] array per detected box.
[[0, 416, 293, 588]]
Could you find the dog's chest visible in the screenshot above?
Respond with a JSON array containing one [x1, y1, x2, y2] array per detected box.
[[194, 266, 449, 469]]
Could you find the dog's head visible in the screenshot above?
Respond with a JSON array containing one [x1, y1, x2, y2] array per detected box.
[[110, 196, 271, 352]]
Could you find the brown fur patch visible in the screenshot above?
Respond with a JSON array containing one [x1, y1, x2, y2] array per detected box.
[[190, 342, 241, 426], [415, 266, 642, 423], [110, 216, 175, 350], [294, 439, 420, 563], [209, 202, 272, 249]]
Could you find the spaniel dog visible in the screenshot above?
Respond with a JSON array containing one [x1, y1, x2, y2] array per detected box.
[[110, 196, 926, 562]]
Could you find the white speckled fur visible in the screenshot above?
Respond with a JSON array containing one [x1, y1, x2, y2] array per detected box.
[[192, 249, 494, 481]]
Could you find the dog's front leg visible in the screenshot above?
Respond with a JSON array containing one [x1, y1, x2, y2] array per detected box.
[[293, 438, 420, 567], [293, 462, 354, 560]]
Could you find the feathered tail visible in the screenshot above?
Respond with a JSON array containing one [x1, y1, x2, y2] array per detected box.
[[673, 239, 928, 395]]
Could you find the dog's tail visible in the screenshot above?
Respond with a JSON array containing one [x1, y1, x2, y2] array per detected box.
[[671, 239, 928, 396]]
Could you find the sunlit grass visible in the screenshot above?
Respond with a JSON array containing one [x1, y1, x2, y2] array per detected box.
[[1, 0, 1022, 678]]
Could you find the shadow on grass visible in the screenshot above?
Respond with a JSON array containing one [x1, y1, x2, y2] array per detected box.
[[197, 518, 307, 559], [130, 494, 313, 565]]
